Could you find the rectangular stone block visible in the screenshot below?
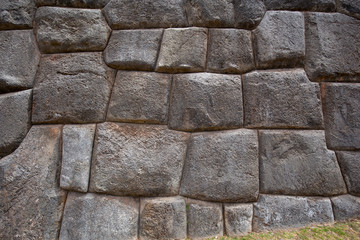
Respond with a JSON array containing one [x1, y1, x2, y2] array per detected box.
[[36, 0, 110, 8], [0, 0, 35, 30], [224, 204, 253, 237], [234, 0, 266, 29], [331, 195, 360, 221], [336, 151, 360, 196]]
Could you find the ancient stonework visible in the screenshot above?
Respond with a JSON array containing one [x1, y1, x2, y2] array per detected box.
[[265, 0, 336, 11], [234, 0, 266, 29], [336, 151, 360, 196], [331, 195, 360, 221], [36, 0, 110, 8], [0, 0, 36, 30], [224, 204, 253, 237]]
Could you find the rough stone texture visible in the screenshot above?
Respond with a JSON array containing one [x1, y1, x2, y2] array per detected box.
[[156, 27, 207, 73], [265, 0, 336, 11], [322, 83, 360, 150], [336, 151, 360, 196], [169, 73, 243, 131], [243, 70, 324, 128], [104, 29, 163, 71], [224, 204, 253, 237], [254, 11, 305, 69], [60, 124, 96, 192], [331, 195, 360, 221], [60, 192, 139, 240], [32, 52, 115, 124], [180, 130, 258, 202], [207, 29, 254, 74], [0, 90, 32, 157], [103, 0, 188, 29], [305, 13, 360, 82], [259, 130, 346, 196], [34, 7, 111, 53], [36, 0, 110, 8], [140, 197, 187, 240], [90, 122, 190, 197], [0, 125, 66, 240], [0, 30, 40, 92], [234, 0, 266, 29], [338, 0, 360, 19], [0, 0, 36, 30], [253, 195, 334, 231], [107, 71, 171, 124]]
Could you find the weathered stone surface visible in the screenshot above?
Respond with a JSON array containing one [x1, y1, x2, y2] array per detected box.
[[60, 124, 96, 192], [32, 52, 115, 124], [35, 0, 56, 6], [0, 0, 35, 29], [234, 0, 266, 29], [90, 122, 190, 197], [207, 29, 254, 73], [338, 0, 360, 19], [224, 204, 253, 237], [34, 7, 111, 53], [243, 70, 323, 128], [169, 73, 243, 131], [259, 130, 346, 196], [265, 0, 336, 11], [305, 13, 360, 82], [104, 29, 163, 71], [336, 151, 360, 196], [36, 0, 110, 8], [103, 0, 188, 29], [0, 30, 40, 92], [60, 192, 139, 240], [331, 195, 360, 221], [253, 195, 334, 231], [254, 11, 305, 69], [0, 125, 66, 239], [187, 199, 223, 239], [156, 27, 207, 73], [0, 90, 31, 157], [140, 197, 187, 240], [322, 83, 360, 150], [180, 130, 258, 202], [107, 71, 171, 124]]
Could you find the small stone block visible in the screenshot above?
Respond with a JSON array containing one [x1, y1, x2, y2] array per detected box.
[[0, 0, 36, 30], [338, 0, 360, 19], [224, 204, 253, 237], [331, 195, 360, 221], [234, 0, 266, 29], [336, 151, 360, 196]]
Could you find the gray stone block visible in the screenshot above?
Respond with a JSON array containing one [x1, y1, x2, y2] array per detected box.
[[180, 129, 258, 202], [34, 7, 111, 53], [32, 52, 115, 124], [234, 0, 266, 29], [107, 71, 171, 124], [60, 192, 139, 240], [169, 73, 243, 131], [331, 195, 360, 221], [0, 0, 36, 30], [265, 0, 336, 11], [338, 0, 360, 19], [36, 0, 110, 8], [337, 151, 360, 196], [224, 204, 253, 237]]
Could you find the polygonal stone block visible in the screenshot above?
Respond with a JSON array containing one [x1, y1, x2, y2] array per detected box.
[[331, 195, 360, 221], [224, 204, 253, 237], [0, 0, 36, 30], [337, 0, 360, 19], [265, 0, 336, 11], [234, 0, 266, 29], [36, 0, 110, 8], [336, 151, 360, 196]]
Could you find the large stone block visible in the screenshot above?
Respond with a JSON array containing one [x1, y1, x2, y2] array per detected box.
[[331, 195, 360, 221], [207, 29, 254, 74], [0, 30, 40, 92], [336, 151, 360, 196], [104, 29, 163, 71], [32, 52, 115, 124], [0, 125, 66, 239], [180, 129, 258, 202], [60, 193, 139, 240], [338, 0, 360, 19], [107, 71, 171, 124], [259, 130, 346, 196], [265, 0, 336, 11], [36, 0, 110, 8], [156, 27, 207, 73], [322, 83, 360, 150], [234, 0, 266, 29], [89, 122, 190, 197], [254, 11, 305, 69], [34, 7, 111, 53], [224, 204, 253, 237], [0, 90, 31, 157], [305, 13, 360, 81], [169, 73, 243, 131], [0, 0, 35, 30], [253, 195, 334, 231], [103, 0, 188, 29]]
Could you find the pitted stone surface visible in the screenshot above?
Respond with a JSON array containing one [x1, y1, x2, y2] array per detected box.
[[234, 0, 266, 29], [169, 73, 243, 131], [0, 0, 36, 30], [253, 195, 334, 231], [331, 195, 360, 221], [207, 29, 254, 74], [224, 204, 253, 237], [140, 197, 187, 240], [0, 125, 66, 240], [90, 122, 190, 197], [322, 83, 360, 150], [0, 30, 40, 92], [243, 70, 323, 128], [0, 90, 31, 157], [60, 192, 139, 240], [36, 0, 110, 8], [156, 27, 207, 73], [34, 7, 111, 53], [337, 151, 360, 196], [254, 11, 305, 69], [104, 29, 163, 71], [265, 0, 336, 11], [107, 71, 171, 124], [305, 13, 360, 82], [32, 52, 115, 124], [180, 130, 258, 202], [103, 0, 188, 29], [60, 124, 96, 192], [338, 0, 360, 19]]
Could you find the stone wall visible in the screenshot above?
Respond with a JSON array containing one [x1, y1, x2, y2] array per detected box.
[[1, 0, 360, 239]]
